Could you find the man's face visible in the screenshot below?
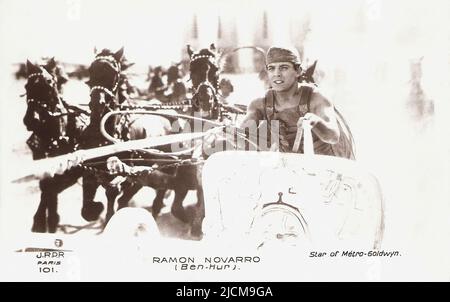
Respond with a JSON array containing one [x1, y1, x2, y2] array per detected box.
[[266, 62, 300, 92]]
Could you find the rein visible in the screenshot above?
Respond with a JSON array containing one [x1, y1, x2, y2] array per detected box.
[[81, 157, 204, 177], [99, 109, 259, 150], [121, 101, 191, 111]]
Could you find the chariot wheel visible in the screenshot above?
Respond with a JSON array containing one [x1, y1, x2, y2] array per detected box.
[[103, 207, 160, 240], [249, 194, 310, 250]]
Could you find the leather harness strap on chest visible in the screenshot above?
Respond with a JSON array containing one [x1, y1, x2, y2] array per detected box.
[[264, 85, 315, 153], [263, 85, 312, 120], [263, 85, 356, 159]]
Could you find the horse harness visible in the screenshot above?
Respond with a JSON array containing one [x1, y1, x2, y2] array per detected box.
[[89, 55, 133, 142]]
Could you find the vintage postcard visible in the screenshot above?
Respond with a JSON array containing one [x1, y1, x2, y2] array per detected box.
[[0, 0, 449, 283]]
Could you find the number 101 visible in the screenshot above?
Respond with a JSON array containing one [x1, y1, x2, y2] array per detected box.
[[39, 267, 56, 273]]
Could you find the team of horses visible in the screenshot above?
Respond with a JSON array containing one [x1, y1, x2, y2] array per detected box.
[[23, 44, 245, 238]]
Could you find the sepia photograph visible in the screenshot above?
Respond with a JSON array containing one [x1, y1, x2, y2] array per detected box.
[[0, 0, 449, 283]]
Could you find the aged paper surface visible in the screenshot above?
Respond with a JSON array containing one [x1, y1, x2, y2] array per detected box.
[[0, 0, 449, 282]]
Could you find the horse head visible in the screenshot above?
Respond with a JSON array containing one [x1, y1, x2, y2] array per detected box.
[[86, 47, 124, 125], [166, 63, 187, 103], [23, 59, 72, 157], [24, 59, 60, 112], [167, 63, 182, 85], [23, 59, 64, 131], [188, 44, 220, 119]]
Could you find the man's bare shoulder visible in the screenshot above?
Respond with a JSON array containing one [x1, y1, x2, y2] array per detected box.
[[308, 86, 333, 109], [247, 97, 265, 111], [239, 96, 266, 127]]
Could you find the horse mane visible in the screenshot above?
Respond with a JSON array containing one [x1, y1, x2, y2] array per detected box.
[[96, 48, 115, 57], [90, 49, 117, 71], [94, 48, 128, 67]]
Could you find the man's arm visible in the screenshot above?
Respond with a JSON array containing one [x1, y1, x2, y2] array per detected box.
[[239, 98, 264, 129], [106, 156, 171, 187], [298, 90, 340, 144]]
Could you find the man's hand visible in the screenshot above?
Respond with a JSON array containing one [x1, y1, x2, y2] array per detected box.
[[54, 151, 83, 175], [297, 112, 321, 129], [106, 156, 131, 174]]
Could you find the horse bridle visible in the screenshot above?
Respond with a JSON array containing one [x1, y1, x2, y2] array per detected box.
[[25, 69, 74, 153], [27, 70, 57, 90], [190, 52, 218, 69], [191, 81, 220, 121], [190, 55, 219, 114], [26, 70, 61, 112], [89, 55, 121, 102], [190, 51, 219, 91], [192, 80, 217, 101]]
